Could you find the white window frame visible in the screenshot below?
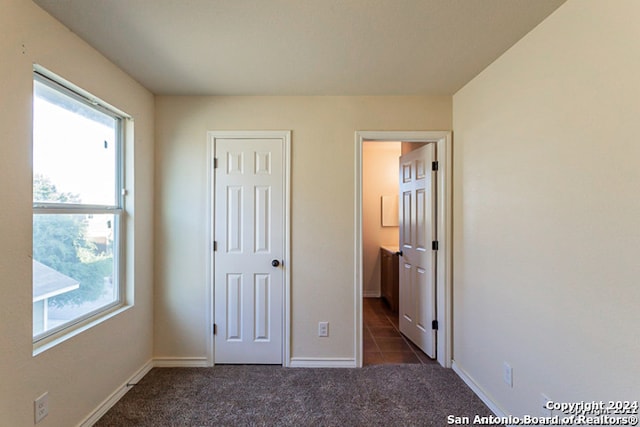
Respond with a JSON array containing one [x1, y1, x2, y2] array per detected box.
[[32, 68, 128, 347]]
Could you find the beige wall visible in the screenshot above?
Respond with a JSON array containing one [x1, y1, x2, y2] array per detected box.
[[362, 141, 401, 297], [0, 1, 155, 425], [453, 0, 640, 416], [154, 96, 451, 360]]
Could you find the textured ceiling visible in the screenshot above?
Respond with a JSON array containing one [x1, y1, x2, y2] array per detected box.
[[33, 0, 566, 95]]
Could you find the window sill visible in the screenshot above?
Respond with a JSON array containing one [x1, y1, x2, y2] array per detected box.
[[33, 303, 132, 357]]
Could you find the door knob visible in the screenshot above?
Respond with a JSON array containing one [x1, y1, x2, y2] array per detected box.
[[271, 259, 281, 267]]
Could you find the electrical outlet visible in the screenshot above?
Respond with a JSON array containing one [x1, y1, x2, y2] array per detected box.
[[34, 392, 49, 423], [540, 393, 552, 417], [503, 362, 513, 387], [318, 321, 329, 337]]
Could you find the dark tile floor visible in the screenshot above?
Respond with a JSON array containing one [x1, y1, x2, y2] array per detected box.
[[363, 297, 436, 366]]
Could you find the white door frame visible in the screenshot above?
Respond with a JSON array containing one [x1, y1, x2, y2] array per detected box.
[[206, 130, 292, 367], [355, 131, 452, 368]]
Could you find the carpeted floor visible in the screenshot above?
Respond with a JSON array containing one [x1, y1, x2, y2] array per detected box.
[[95, 364, 498, 426]]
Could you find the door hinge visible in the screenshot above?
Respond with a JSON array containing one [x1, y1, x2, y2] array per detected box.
[[213, 323, 217, 335], [213, 241, 217, 251], [213, 157, 218, 169], [432, 161, 439, 171], [432, 240, 439, 251], [432, 320, 439, 330]]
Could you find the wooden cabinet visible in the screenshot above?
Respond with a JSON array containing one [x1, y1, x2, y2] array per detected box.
[[380, 247, 399, 313]]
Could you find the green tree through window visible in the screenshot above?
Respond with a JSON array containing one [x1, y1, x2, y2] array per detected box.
[[33, 175, 112, 307]]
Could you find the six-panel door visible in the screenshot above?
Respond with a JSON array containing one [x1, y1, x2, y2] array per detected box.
[[214, 138, 284, 364], [398, 143, 436, 358]]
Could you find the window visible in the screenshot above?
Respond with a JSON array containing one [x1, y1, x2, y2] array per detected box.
[[32, 70, 126, 342]]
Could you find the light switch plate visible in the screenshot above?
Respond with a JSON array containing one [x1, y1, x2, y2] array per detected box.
[[35, 392, 49, 423]]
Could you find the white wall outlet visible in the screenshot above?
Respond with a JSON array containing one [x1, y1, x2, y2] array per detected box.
[[503, 362, 513, 387], [34, 392, 49, 423], [540, 393, 552, 417], [318, 321, 329, 337]]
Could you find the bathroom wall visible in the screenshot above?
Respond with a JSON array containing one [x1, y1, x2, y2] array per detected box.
[[362, 141, 401, 297]]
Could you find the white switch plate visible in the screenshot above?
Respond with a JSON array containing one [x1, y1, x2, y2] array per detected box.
[[318, 321, 329, 337], [503, 362, 513, 387], [35, 392, 49, 423]]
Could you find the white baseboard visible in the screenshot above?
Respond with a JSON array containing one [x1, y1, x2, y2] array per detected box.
[[289, 357, 357, 368], [452, 360, 508, 419], [79, 359, 153, 427], [153, 357, 210, 367], [363, 291, 381, 298]]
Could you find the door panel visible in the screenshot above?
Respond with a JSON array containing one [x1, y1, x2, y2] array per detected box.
[[400, 262, 413, 323], [416, 189, 426, 250], [398, 143, 436, 358], [214, 138, 284, 364], [227, 186, 243, 252], [254, 186, 270, 252], [226, 274, 242, 340], [254, 274, 270, 341], [402, 191, 412, 248], [255, 151, 271, 174]]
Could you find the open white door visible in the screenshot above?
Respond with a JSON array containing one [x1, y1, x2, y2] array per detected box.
[[398, 143, 437, 358], [213, 136, 286, 364]]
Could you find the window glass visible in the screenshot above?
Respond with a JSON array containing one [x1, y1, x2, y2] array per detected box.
[[32, 72, 124, 341], [33, 79, 117, 206]]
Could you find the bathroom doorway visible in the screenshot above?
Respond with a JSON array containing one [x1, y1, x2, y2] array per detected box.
[[355, 131, 452, 368]]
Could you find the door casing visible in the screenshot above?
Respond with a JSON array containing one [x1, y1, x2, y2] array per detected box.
[[206, 130, 291, 367], [355, 131, 452, 368]]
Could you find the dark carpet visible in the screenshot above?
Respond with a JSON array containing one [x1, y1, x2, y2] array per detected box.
[[95, 364, 497, 426]]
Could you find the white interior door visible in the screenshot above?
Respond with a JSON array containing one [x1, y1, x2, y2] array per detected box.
[[214, 137, 285, 364], [398, 143, 436, 358]]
